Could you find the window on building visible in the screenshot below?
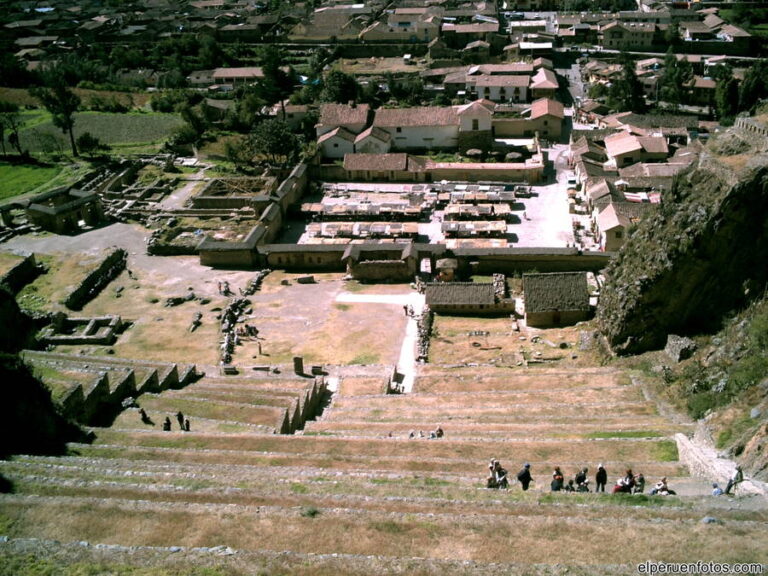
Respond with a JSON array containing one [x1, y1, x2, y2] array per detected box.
[[472, 119, 479, 130], [396, 127, 402, 133], [615, 230, 623, 239]]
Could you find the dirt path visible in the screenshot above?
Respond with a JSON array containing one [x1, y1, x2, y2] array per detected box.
[[335, 291, 425, 393], [634, 374, 768, 500]]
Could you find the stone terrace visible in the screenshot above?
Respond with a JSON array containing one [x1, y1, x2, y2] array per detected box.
[[2, 359, 767, 574]]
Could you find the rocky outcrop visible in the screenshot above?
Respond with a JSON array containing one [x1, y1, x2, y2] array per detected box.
[[598, 140, 768, 354]]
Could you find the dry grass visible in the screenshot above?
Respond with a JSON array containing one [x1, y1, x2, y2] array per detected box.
[[15, 251, 111, 312], [338, 57, 425, 75], [0, 251, 25, 276], [429, 316, 604, 367], [338, 377, 390, 395], [236, 278, 407, 366], [89, 428, 674, 469], [2, 499, 766, 565]]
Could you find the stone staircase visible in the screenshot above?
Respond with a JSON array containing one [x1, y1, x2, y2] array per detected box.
[[1, 362, 766, 575]]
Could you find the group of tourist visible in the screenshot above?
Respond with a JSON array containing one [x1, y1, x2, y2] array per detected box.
[[485, 461, 747, 496], [408, 425, 444, 440], [139, 407, 190, 432], [485, 461, 676, 495]]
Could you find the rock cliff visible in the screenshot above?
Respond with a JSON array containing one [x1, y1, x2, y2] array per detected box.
[[598, 126, 768, 355]]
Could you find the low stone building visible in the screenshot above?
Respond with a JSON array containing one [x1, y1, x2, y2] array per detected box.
[[425, 281, 514, 315], [25, 188, 104, 234], [523, 272, 591, 327]]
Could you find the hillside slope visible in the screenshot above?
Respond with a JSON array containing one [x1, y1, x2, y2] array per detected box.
[[598, 122, 768, 354]]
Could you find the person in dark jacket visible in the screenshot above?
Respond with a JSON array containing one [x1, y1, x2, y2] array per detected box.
[[595, 463, 608, 493], [551, 466, 564, 491], [517, 463, 532, 491]]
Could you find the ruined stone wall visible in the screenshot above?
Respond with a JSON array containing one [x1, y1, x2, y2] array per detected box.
[[265, 249, 346, 271], [0, 253, 39, 295], [277, 164, 310, 213], [64, 248, 127, 311]]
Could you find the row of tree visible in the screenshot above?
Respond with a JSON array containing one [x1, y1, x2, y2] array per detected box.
[[596, 51, 768, 122]]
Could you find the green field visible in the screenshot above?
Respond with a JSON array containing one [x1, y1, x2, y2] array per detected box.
[[0, 163, 62, 201], [18, 111, 184, 154], [0, 162, 92, 201]]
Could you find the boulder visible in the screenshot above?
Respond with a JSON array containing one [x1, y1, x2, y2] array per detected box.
[[665, 334, 697, 362]]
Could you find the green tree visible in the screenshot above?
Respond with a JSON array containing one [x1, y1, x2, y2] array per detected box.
[[320, 70, 360, 104], [248, 118, 300, 166], [199, 35, 224, 69], [738, 60, 768, 114], [659, 48, 693, 107], [76, 132, 110, 157], [664, 21, 680, 46], [257, 46, 297, 119], [31, 67, 82, 157], [608, 53, 647, 113], [715, 76, 739, 124], [0, 101, 26, 156], [225, 135, 254, 171]]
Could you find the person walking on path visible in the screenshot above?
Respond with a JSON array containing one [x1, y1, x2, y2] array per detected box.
[[176, 411, 184, 430]]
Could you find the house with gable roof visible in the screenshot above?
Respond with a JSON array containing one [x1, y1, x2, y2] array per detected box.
[[492, 97, 564, 140], [318, 127, 357, 159], [604, 131, 668, 168], [372, 106, 460, 150], [315, 103, 371, 138], [354, 126, 392, 155]]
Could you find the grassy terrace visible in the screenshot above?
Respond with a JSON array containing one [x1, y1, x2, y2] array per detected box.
[[1, 270, 765, 573], [1, 495, 764, 566]]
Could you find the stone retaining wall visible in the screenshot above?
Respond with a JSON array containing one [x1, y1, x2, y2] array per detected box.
[[0, 252, 40, 295], [64, 249, 127, 311]]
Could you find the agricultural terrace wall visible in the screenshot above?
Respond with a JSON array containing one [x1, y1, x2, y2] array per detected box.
[[0, 253, 39, 295], [348, 259, 412, 281], [329, 44, 429, 58], [64, 248, 127, 311]]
